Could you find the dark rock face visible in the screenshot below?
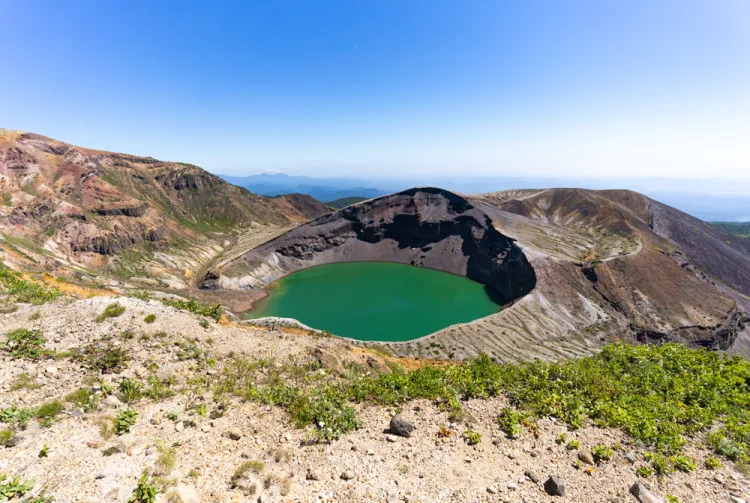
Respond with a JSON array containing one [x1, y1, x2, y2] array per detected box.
[[207, 188, 536, 305]]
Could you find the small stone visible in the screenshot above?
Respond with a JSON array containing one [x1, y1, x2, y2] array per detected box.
[[629, 483, 663, 503], [524, 470, 541, 483], [544, 476, 565, 497], [224, 428, 242, 440], [103, 395, 122, 408], [486, 486, 497, 494], [389, 414, 415, 437], [201, 424, 211, 433], [507, 482, 518, 491], [313, 348, 346, 374], [340, 470, 355, 480], [386, 435, 398, 443], [174, 483, 201, 503], [306, 469, 320, 481], [625, 452, 638, 464], [578, 451, 595, 465], [44, 366, 58, 375], [730, 497, 746, 503]]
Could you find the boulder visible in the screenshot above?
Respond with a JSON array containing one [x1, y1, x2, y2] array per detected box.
[[629, 483, 663, 503], [544, 476, 565, 496], [313, 348, 345, 375], [389, 414, 415, 437]]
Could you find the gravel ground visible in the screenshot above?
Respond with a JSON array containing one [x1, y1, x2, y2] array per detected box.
[[0, 296, 748, 503]]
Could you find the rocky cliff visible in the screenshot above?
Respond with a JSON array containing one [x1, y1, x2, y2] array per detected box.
[[203, 188, 537, 305]]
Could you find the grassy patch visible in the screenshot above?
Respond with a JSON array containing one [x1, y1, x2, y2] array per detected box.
[[213, 343, 750, 456], [95, 302, 126, 322], [0, 264, 60, 304], [144, 314, 156, 323], [3, 328, 49, 360]]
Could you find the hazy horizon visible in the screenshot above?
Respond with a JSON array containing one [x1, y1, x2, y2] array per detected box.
[[2, 1, 749, 179]]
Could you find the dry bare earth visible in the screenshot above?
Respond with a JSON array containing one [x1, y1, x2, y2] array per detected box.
[[1, 296, 749, 503]]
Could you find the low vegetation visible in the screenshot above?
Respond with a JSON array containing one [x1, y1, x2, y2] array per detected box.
[[0, 264, 60, 305], [213, 343, 750, 461], [95, 302, 126, 322], [128, 291, 223, 321], [4, 329, 49, 360]]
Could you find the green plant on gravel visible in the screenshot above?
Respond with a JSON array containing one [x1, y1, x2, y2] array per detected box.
[[78, 344, 130, 374], [38, 444, 48, 458], [199, 319, 210, 329], [705, 456, 721, 469], [0, 264, 60, 305], [666, 495, 681, 503], [644, 451, 674, 476], [0, 473, 33, 500], [129, 472, 158, 503], [462, 429, 482, 445], [566, 439, 581, 450], [10, 373, 41, 391], [95, 302, 126, 322], [4, 329, 49, 360], [496, 408, 524, 438], [669, 454, 696, 472], [115, 409, 138, 435], [231, 461, 265, 487], [65, 388, 96, 410], [0, 429, 14, 447], [592, 444, 614, 463], [0, 405, 33, 427], [144, 314, 156, 324], [210, 343, 750, 456], [635, 464, 654, 478], [119, 379, 143, 404], [36, 400, 64, 427]]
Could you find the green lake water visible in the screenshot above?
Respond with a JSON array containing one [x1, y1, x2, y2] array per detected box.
[[245, 261, 501, 341]]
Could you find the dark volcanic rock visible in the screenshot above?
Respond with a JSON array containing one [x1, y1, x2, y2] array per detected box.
[[204, 187, 536, 304], [543, 476, 565, 496], [389, 414, 415, 437]]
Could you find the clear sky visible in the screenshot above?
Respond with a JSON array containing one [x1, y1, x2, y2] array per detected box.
[[2, 0, 749, 178]]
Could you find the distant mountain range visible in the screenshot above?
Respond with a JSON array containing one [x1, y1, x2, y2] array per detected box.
[[220, 173, 750, 222], [219, 173, 391, 203]]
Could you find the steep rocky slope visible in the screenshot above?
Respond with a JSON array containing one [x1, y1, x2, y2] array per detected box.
[[203, 188, 536, 305], [0, 130, 329, 288]]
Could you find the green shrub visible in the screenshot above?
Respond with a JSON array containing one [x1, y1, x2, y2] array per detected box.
[[129, 473, 158, 503], [289, 392, 358, 441], [636, 464, 653, 478], [144, 314, 156, 324], [119, 378, 143, 404], [0, 473, 33, 499], [4, 329, 48, 360], [78, 344, 130, 374], [0, 429, 14, 447], [497, 408, 523, 438], [705, 456, 721, 469], [592, 444, 614, 463], [645, 451, 674, 476], [0, 406, 33, 427], [115, 409, 138, 435], [462, 429, 482, 445], [670, 455, 696, 472], [566, 439, 581, 450], [95, 302, 126, 322]]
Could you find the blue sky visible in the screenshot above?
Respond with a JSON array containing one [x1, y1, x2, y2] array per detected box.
[[1, 0, 749, 178]]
